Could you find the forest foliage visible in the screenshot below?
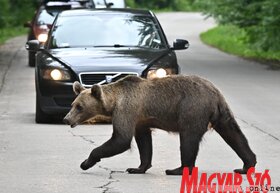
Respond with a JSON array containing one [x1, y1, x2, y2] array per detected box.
[[195, 0, 280, 52], [0, 0, 38, 28], [0, 0, 279, 53], [130, 0, 280, 52]]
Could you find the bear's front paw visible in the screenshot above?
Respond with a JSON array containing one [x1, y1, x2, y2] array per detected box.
[[80, 159, 91, 170], [80, 159, 98, 170]]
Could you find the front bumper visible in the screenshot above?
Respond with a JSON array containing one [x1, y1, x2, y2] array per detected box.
[[36, 80, 75, 115]]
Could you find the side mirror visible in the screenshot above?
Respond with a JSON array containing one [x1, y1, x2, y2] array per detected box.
[[172, 39, 189, 50], [25, 40, 41, 52], [23, 21, 32, 28]]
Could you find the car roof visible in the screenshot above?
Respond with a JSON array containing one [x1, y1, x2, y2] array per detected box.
[[59, 8, 154, 17]]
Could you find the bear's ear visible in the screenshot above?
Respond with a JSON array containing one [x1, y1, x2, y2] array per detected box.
[[73, 81, 85, 95], [91, 84, 102, 100]]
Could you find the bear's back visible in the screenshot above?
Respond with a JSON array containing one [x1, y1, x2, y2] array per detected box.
[[114, 75, 221, 98], [114, 75, 223, 109], [147, 75, 221, 97]]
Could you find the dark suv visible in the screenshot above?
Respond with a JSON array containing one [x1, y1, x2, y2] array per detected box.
[[26, 8, 189, 123]]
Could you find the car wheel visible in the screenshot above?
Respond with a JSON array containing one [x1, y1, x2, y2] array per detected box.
[[36, 94, 53, 123], [28, 51, 36, 67]]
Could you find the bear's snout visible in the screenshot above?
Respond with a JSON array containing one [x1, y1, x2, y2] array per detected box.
[[63, 117, 70, 125], [63, 115, 78, 128]]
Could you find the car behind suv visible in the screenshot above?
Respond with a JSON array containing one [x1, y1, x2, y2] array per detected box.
[[24, 0, 95, 66]]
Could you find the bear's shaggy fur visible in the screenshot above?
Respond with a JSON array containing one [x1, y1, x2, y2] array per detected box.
[[64, 75, 256, 175]]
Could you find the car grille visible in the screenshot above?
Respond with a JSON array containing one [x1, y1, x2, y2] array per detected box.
[[79, 72, 138, 87]]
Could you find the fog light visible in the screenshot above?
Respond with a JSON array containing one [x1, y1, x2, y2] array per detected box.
[[50, 69, 62, 80], [38, 34, 48, 43]]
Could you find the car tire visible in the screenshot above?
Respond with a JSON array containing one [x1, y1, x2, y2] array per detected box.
[[36, 94, 53, 123], [28, 51, 36, 67]]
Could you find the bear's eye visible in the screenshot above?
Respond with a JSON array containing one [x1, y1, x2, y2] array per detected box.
[[76, 104, 83, 112]]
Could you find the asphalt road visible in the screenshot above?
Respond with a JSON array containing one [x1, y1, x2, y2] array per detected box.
[[0, 13, 279, 193]]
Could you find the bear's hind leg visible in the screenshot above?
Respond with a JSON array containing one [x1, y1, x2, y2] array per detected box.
[[127, 128, 152, 174], [215, 118, 256, 174], [166, 131, 204, 175]]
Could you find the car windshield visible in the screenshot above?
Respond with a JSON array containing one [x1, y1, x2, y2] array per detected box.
[[49, 14, 166, 49]]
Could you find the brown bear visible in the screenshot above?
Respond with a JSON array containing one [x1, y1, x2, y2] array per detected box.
[[63, 75, 256, 175]]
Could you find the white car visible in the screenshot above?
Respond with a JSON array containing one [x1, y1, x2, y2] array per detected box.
[[94, 0, 125, 8]]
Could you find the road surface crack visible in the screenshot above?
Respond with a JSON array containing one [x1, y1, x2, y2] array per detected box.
[[237, 118, 280, 142], [97, 165, 124, 193], [68, 130, 125, 192], [68, 129, 97, 145]]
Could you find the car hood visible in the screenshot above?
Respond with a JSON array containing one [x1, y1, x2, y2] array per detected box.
[[49, 47, 170, 75]]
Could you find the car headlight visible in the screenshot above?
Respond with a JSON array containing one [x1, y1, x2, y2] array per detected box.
[[42, 68, 71, 81], [147, 68, 173, 79], [37, 33, 48, 43]]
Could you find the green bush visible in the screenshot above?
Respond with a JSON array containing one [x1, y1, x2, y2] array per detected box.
[[0, 0, 10, 27], [0, 0, 37, 44], [0, 0, 37, 28], [201, 25, 280, 61], [196, 0, 280, 52], [126, 0, 137, 8], [0, 27, 27, 44], [130, 0, 197, 11]]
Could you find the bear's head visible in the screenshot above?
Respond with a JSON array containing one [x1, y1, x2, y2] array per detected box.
[[63, 81, 107, 128]]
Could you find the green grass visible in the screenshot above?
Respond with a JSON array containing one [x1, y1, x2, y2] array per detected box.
[[0, 27, 27, 45], [200, 25, 280, 62]]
